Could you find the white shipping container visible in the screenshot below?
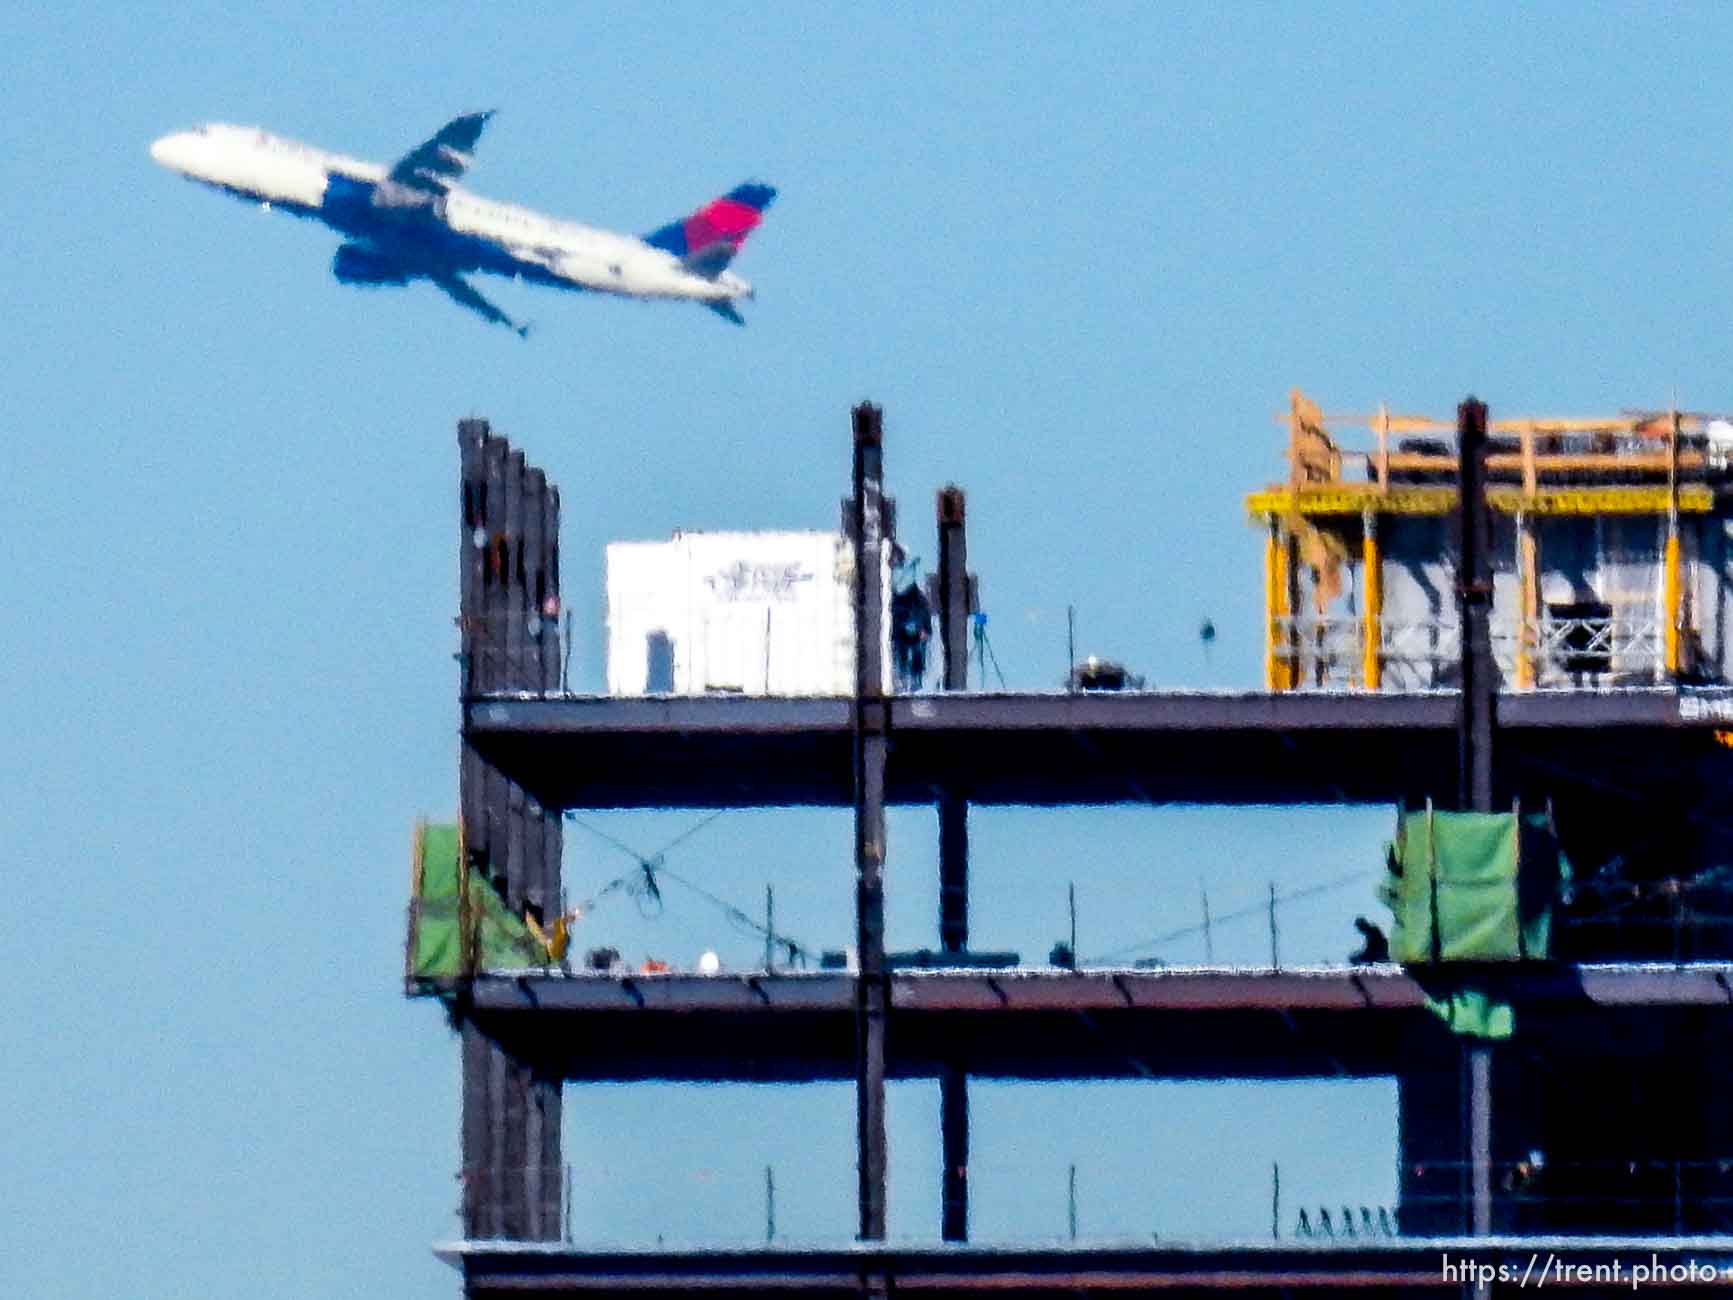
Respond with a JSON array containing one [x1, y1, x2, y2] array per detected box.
[[606, 530, 890, 696]]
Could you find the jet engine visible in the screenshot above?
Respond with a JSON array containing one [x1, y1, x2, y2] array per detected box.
[[332, 243, 411, 286]]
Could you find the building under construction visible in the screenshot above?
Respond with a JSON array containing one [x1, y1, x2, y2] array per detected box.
[[409, 399, 1733, 1296], [1255, 390, 1733, 694]]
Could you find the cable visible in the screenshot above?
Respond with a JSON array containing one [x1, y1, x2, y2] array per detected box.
[[566, 808, 729, 868], [560, 810, 816, 963], [653, 863, 815, 964], [979, 625, 1008, 689], [1083, 743, 1733, 966], [1085, 869, 1372, 965], [650, 809, 730, 859], [565, 813, 652, 865]]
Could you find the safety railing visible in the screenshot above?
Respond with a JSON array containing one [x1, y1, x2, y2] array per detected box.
[[1559, 896, 1733, 963], [458, 1158, 1733, 1245], [458, 1160, 845, 1246], [1532, 615, 1665, 685], [1402, 1159, 1733, 1236], [457, 611, 1675, 698], [1272, 615, 1669, 691]]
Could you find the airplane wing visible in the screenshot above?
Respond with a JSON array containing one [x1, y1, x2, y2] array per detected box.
[[431, 271, 529, 337], [389, 111, 493, 192], [705, 299, 746, 326]]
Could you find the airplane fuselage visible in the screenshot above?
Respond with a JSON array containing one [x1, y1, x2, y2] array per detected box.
[[149, 124, 757, 315]]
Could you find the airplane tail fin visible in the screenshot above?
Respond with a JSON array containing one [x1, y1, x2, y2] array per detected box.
[[643, 181, 776, 257]]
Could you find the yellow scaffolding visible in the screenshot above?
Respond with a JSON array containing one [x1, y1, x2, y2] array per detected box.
[[1361, 509, 1382, 692], [1251, 391, 1720, 690], [1264, 519, 1292, 691]]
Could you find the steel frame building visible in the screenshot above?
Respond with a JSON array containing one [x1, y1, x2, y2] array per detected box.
[[427, 406, 1733, 1297], [1252, 390, 1733, 693]]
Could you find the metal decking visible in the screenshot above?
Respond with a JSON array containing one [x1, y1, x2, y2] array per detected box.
[[461, 964, 1733, 1083], [434, 411, 1733, 1292], [445, 1234, 1733, 1295], [465, 686, 1733, 810]]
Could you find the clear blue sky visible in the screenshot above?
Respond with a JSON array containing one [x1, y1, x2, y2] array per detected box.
[[8, 4, 1733, 1295]]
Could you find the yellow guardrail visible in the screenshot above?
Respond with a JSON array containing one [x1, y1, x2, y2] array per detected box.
[[1246, 485, 1714, 518]]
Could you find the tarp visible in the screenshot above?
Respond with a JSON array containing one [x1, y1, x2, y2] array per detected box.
[[407, 821, 546, 990], [408, 823, 464, 982], [1378, 806, 1570, 1038], [1379, 808, 1566, 963], [1422, 988, 1515, 1039]]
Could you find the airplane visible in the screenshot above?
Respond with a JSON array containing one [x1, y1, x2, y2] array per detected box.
[[149, 112, 775, 335]]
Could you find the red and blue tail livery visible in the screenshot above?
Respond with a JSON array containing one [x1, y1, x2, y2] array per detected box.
[[643, 182, 777, 259], [150, 112, 779, 333]]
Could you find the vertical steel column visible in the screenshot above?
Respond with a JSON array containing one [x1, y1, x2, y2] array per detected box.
[[520, 466, 547, 913], [1455, 397, 1495, 1244], [936, 485, 970, 954], [521, 466, 559, 920], [936, 485, 971, 1241], [1286, 531, 1304, 687], [499, 1038, 529, 1239], [527, 468, 564, 1243], [1665, 528, 1683, 677], [460, 1022, 495, 1236], [851, 402, 890, 1242], [479, 436, 509, 897], [503, 449, 526, 695], [1361, 508, 1382, 691], [1456, 396, 1494, 813], [1468, 1045, 1492, 1237], [940, 1062, 969, 1242], [457, 419, 564, 1244], [501, 450, 528, 928], [1264, 519, 1289, 691], [937, 487, 970, 691], [1517, 422, 1539, 690], [1665, 407, 1685, 678], [539, 478, 563, 693], [1516, 514, 1538, 690], [938, 795, 968, 953], [1396, 1024, 1466, 1238]]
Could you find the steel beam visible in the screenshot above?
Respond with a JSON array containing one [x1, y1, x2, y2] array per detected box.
[[1468, 1043, 1492, 1236], [935, 486, 975, 1243], [449, 1235, 1733, 1294], [457, 419, 564, 1244], [938, 793, 971, 1242], [941, 1061, 969, 1241], [1454, 397, 1496, 1250], [480, 433, 508, 697], [937, 485, 971, 954], [503, 448, 525, 699], [453, 966, 1733, 1089], [938, 486, 970, 692], [500, 1036, 528, 1239], [851, 402, 889, 1242], [1456, 396, 1495, 815], [468, 683, 1733, 736], [939, 793, 968, 953], [460, 1023, 495, 1237], [462, 963, 1733, 1014]]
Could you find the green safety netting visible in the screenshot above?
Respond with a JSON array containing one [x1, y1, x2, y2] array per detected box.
[[1378, 806, 1571, 1039], [407, 821, 546, 990]]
